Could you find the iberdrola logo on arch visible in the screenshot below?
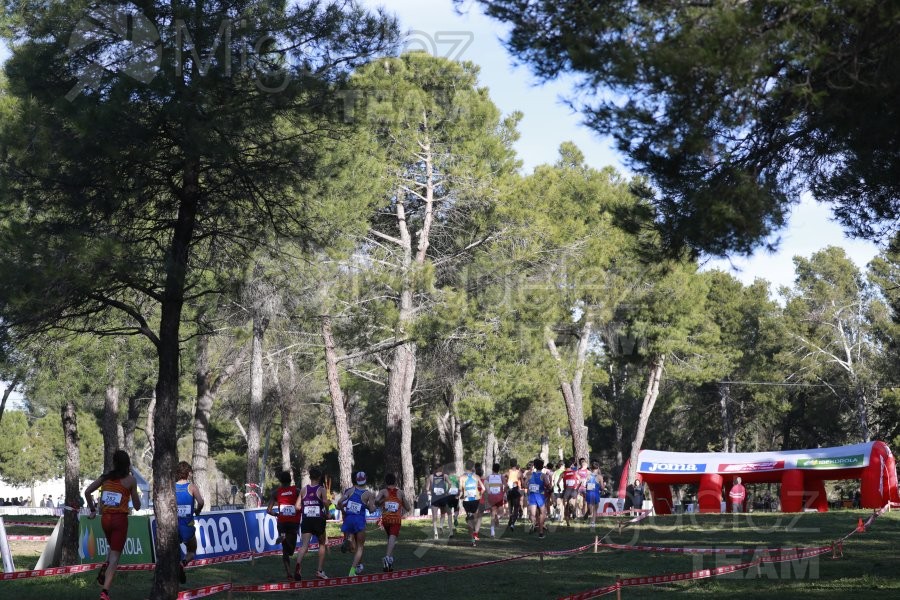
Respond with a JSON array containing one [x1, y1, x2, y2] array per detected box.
[[797, 454, 865, 469], [79, 527, 97, 561]]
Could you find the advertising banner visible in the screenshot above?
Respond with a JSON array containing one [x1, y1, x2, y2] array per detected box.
[[79, 515, 154, 565], [151, 510, 251, 561]]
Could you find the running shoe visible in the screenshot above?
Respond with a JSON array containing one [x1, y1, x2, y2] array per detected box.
[[96, 563, 108, 586], [473, 532, 479, 541], [388, 557, 394, 572], [434, 531, 439, 540], [538, 532, 545, 539], [357, 563, 365, 574], [316, 570, 328, 579], [383, 556, 390, 572], [99, 592, 110, 600], [349, 566, 357, 576]]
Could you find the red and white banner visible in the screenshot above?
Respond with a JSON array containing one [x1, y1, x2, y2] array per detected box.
[[6, 535, 49, 542]]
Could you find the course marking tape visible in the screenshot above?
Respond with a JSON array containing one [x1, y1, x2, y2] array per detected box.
[[0, 563, 101, 580], [6, 535, 50, 542], [230, 566, 447, 592], [177, 583, 233, 600]]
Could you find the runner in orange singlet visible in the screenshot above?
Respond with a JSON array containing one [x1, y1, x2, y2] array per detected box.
[[375, 473, 410, 572], [84, 450, 141, 600]]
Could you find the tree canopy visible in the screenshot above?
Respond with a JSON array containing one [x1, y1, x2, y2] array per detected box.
[[466, 0, 900, 256]]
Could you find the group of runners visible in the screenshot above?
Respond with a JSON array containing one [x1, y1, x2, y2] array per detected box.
[[265, 468, 412, 581], [82, 450, 612, 599], [427, 457, 607, 544]]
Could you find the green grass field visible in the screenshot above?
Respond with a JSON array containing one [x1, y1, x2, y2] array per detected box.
[[4, 510, 899, 599]]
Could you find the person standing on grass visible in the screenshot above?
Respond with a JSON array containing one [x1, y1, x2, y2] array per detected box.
[[375, 473, 410, 572], [339, 471, 376, 576], [266, 470, 301, 580], [484, 463, 506, 538], [293, 467, 330, 581], [729, 477, 746, 513], [175, 461, 205, 584], [84, 449, 141, 600]]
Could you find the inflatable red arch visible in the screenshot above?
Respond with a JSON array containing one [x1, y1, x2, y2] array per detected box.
[[637, 441, 900, 514]]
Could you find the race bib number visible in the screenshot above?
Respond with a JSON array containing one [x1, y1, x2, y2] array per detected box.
[[303, 505, 320, 518], [177, 504, 193, 518], [489, 485, 502, 495], [280, 504, 297, 517], [586, 483, 596, 491], [565, 479, 576, 487], [101, 491, 123, 507], [346, 500, 362, 514], [433, 487, 445, 496], [528, 483, 541, 493], [448, 487, 459, 495], [385, 501, 400, 513]]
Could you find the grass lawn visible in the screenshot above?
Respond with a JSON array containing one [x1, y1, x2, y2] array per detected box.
[[3, 509, 899, 599]]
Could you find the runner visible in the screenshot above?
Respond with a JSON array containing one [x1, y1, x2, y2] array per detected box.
[[525, 458, 551, 539], [427, 465, 451, 539], [460, 461, 485, 546], [175, 461, 205, 584], [551, 461, 565, 522], [339, 471, 376, 576], [562, 460, 580, 527], [484, 463, 506, 538], [83, 449, 141, 600], [506, 459, 523, 531], [292, 467, 330, 581], [447, 469, 461, 534], [585, 461, 602, 529], [266, 470, 301, 580], [576, 458, 591, 518], [375, 473, 410, 572]]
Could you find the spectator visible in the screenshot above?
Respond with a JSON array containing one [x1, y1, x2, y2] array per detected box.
[[729, 477, 747, 513], [632, 479, 645, 512]]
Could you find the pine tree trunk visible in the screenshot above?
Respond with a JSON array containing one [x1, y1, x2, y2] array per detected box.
[[546, 325, 590, 461], [482, 427, 498, 469], [401, 348, 416, 500], [192, 336, 247, 502], [719, 383, 735, 452], [626, 355, 665, 485], [123, 393, 141, 458], [144, 390, 156, 458], [60, 400, 80, 566], [540, 435, 550, 464], [103, 383, 120, 471], [245, 315, 267, 498], [322, 315, 354, 491], [150, 165, 198, 600]]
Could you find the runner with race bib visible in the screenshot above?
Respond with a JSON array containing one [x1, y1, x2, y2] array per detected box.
[[292, 467, 330, 581], [484, 463, 506, 538], [339, 471, 376, 576], [375, 473, 411, 572], [175, 461, 205, 584], [266, 470, 301, 580]]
